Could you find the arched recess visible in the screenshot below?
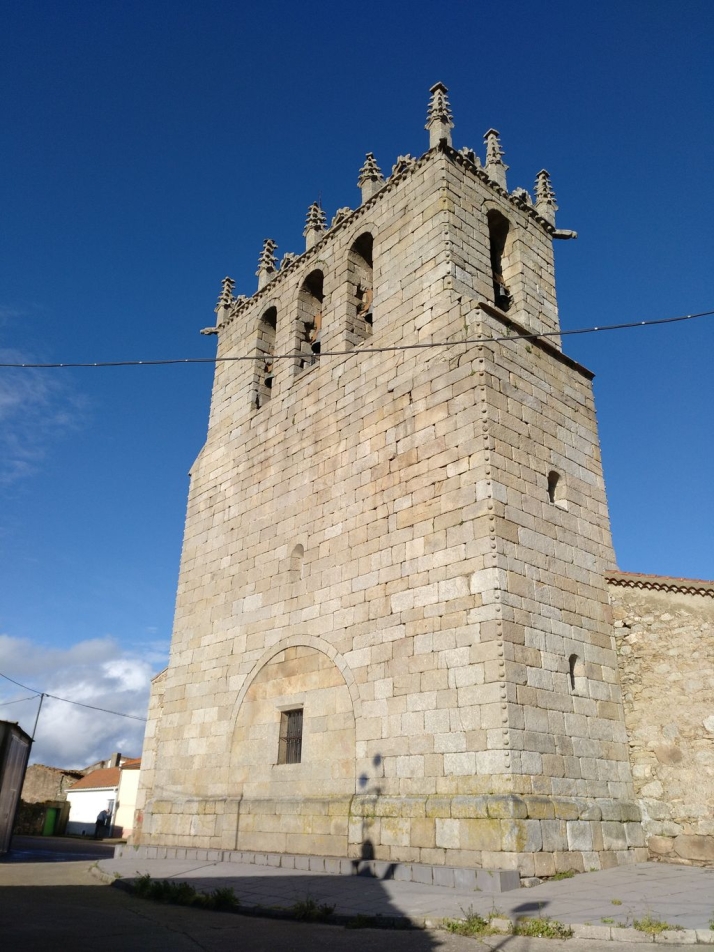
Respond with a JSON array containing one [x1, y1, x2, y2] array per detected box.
[[254, 305, 277, 409], [228, 636, 359, 800], [294, 269, 324, 373], [346, 231, 374, 347], [486, 207, 514, 312]]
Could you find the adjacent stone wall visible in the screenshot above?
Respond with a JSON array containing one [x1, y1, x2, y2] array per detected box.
[[609, 573, 714, 866], [21, 764, 82, 803]]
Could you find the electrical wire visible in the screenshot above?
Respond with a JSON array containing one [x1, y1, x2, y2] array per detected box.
[[0, 671, 148, 722], [0, 308, 711, 369], [0, 694, 38, 707]]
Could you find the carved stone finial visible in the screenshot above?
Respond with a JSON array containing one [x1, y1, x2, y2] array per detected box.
[[484, 129, 508, 190], [425, 82, 454, 148], [459, 146, 481, 168], [391, 154, 416, 177], [511, 187, 532, 206], [535, 169, 558, 224], [216, 276, 235, 312], [256, 239, 278, 290], [303, 202, 327, 250], [331, 207, 352, 228], [357, 153, 384, 203], [280, 252, 297, 271]]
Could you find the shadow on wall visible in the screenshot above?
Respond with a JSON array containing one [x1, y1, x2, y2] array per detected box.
[[356, 752, 386, 870]]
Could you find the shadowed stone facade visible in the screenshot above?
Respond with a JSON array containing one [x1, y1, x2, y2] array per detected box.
[[132, 85, 649, 878]]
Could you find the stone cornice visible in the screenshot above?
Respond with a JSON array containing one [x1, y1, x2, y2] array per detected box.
[[476, 301, 594, 381], [606, 570, 714, 598]]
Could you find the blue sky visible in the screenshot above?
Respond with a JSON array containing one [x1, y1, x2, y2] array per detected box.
[[1, 1, 712, 765]]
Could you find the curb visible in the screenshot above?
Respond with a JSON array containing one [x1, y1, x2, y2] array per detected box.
[[91, 865, 714, 942]]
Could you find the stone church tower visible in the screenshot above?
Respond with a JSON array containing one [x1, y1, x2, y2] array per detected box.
[[133, 84, 645, 879]]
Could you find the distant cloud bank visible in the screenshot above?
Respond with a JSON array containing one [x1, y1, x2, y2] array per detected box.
[[0, 633, 168, 767]]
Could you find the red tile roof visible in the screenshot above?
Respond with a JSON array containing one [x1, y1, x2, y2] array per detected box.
[[121, 757, 141, 770], [605, 570, 714, 597], [68, 767, 121, 790]]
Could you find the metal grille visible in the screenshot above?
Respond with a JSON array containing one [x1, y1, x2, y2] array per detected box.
[[278, 709, 303, 764]]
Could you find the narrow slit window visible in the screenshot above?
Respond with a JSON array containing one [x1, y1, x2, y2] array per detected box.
[[288, 543, 304, 582], [278, 708, 303, 764], [569, 654, 585, 695], [547, 470, 568, 509]]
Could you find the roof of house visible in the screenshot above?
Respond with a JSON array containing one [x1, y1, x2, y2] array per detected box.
[[120, 757, 141, 770], [605, 570, 714, 598], [67, 767, 121, 791]]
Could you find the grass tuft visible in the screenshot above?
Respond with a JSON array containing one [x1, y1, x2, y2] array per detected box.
[[632, 914, 682, 935], [514, 916, 573, 939], [551, 870, 577, 881], [444, 906, 512, 937], [131, 875, 238, 911], [291, 896, 334, 922]]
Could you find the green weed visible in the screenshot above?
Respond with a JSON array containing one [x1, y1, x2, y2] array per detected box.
[[291, 896, 334, 922], [131, 875, 238, 911], [444, 906, 509, 937], [633, 914, 682, 935], [514, 916, 573, 939], [551, 870, 576, 881], [611, 899, 622, 905], [601, 917, 615, 924], [444, 911, 490, 936]]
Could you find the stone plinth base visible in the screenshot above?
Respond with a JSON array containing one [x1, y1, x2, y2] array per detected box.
[[648, 833, 714, 867], [115, 842, 521, 891], [135, 793, 646, 878]]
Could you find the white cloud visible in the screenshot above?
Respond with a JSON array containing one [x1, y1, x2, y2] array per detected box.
[[0, 347, 87, 485], [0, 633, 169, 768]]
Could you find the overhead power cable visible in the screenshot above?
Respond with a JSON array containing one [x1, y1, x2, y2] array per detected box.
[[0, 694, 38, 707], [0, 308, 711, 369], [0, 671, 148, 722]]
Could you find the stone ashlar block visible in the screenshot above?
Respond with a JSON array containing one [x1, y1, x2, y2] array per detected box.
[[601, 821, 628, 851], [674, 834, 714, 862], [486, 795, 528, 819], [524, 796, 555, 819], [459, 818, 502, 852]]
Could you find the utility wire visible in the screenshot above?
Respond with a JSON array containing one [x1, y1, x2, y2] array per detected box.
[[0, 694, 38, 707], [0, 671, 148, 722], [0, 309, 711, 369]]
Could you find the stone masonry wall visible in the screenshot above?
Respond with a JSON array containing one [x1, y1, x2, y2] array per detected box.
[[609, 575, 714, 866], [134, 141, 643, 877]]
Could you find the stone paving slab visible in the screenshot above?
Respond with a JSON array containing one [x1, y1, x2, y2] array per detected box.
[[98, 857, 714, 942]]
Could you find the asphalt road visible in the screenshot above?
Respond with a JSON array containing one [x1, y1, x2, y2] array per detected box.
[[3, 833, 115, 863], [0, 839, 695, 952]]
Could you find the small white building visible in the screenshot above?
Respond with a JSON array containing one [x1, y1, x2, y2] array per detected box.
[[114, 757, 141, 837], [66, 766, 120, 837]]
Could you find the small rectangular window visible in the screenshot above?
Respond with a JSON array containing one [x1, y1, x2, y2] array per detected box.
[[278, 709, 303, 764]]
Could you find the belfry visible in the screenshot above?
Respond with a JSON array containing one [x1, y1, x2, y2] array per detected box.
[[132, 84, 646, 880]]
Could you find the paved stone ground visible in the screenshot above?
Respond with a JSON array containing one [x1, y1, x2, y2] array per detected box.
[[99, 854, 714, 940], [2, 839, 713, 949], [0, 857, 706, 952]]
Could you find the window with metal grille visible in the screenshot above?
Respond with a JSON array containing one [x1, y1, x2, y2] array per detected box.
[[278, 709, 303, 764]]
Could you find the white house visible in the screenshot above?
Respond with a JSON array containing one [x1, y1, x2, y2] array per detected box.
[[65, 766, 120, 837]]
